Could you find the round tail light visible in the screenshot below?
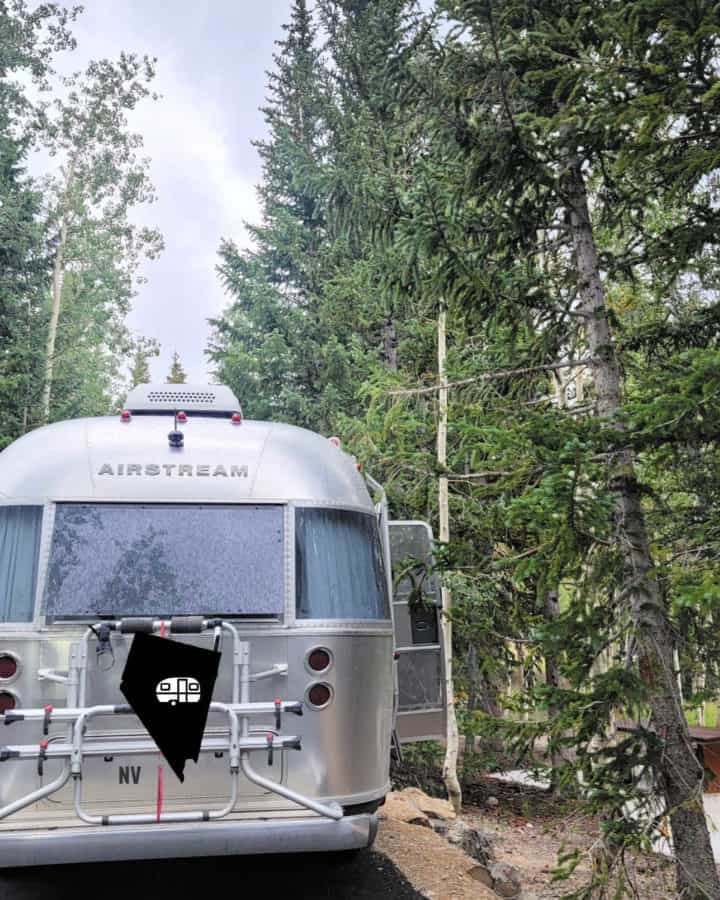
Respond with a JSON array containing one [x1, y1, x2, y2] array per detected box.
[[0, 691, 16, 714], [307, 683, 332, 709], [307, 648, 332, 673], [0, 654, 18, 680]]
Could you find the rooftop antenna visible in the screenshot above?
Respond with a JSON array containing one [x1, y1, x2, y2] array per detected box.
[[168, 410, 184, 449]]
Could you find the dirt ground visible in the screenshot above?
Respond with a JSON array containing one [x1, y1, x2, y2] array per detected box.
[[378, 803, 678, 899], [464, 805, 676, 899]]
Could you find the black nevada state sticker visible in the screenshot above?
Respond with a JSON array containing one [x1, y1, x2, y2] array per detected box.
[[120, 632, 221, 782]]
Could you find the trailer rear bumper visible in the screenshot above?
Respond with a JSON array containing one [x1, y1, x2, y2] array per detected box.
[[0, 814, 378, 868]]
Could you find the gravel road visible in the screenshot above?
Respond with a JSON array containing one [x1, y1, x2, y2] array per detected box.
[[0, 849, 425, 900]]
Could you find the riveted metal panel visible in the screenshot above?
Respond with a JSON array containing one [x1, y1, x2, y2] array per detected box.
[[0, 417, 372, 511], [0, 396, 392, 843]]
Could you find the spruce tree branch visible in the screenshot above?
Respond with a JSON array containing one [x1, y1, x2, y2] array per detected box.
[[388, 358, 597, 396]]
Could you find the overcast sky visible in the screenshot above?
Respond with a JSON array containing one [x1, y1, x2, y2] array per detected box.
[[60, 1, 295, 383]]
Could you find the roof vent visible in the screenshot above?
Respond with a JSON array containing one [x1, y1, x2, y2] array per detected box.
[[125, 383, 241, 416]]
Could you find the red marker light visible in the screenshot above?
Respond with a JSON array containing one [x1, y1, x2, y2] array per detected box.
[[231, 412, 242, 425], [177, 411, 187, 423], [307, 684, 332, 708], [308, 648, 331, 672], [328, 436, 341, 448], [0, 655, 17, 679], [120, 410, 131, 422], [356, 463, 362, 472]]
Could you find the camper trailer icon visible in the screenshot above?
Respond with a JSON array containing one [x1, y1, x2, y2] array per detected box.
[[155, 677, 202, 705]]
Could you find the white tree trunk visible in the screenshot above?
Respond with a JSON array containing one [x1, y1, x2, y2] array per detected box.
[[41, 161, 76, 424], [438, 305, 462, 813]]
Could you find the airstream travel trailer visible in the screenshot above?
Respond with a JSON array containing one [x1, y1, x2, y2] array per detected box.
[[0, 383, 445, 866]]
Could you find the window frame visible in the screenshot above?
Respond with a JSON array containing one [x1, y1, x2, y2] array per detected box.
[[0, 498, 392, 632], [0, 501, 49, 629], [42, 500, 290, 622], [293, 503, 392, 624]]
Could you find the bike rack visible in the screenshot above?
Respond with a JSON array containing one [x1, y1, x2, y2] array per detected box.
[[0, 617, 343, 825]]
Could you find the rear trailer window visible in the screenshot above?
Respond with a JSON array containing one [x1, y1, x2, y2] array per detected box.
[[45, 503, 285, 619], [0, 506, 42, 623], [295, 507, 390, 620]]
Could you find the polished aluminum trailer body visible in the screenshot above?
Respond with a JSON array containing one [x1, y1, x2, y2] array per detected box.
[[0, 384, 443, 866]]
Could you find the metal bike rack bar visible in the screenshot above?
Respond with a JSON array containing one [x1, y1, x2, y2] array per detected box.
[[2, 733, 302, 762], [0, 619, 342, 826], [4, 700, 303, 726]]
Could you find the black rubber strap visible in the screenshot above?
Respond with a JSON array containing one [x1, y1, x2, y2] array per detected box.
[[0, 748, 20, 761], [170, 616, 205, 634], [2, 713, 23, 725], [119, 617, 154, 634], [274, 698, 282, 731]]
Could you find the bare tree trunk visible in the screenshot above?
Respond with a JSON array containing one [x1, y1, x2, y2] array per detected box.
[[382, 314, 398, 371], [438, 304, 462, 813], [544, 588, 571, 791], [565, 162, 719, 900], [41, 160, 75, 424], [465, 642, 478, 754], [543, 588, 561, 699]]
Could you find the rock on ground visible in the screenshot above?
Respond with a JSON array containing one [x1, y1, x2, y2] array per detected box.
[[399, 787, 457, 821], [380, 792, 432, 828], [489, 861, 523, 899], [446, 820, 494, 867]]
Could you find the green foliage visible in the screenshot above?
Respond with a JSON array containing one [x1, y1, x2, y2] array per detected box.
[[0, 5, 162, 442], [166, 351, 187, 384], [212, 1, 720, 893], [128, 336, 160, 389]]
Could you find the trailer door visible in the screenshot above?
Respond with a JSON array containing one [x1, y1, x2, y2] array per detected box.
[[389, 521, 446, 743]]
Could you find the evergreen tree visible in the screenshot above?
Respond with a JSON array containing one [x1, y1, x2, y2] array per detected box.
[[129, 337, 160, 387], [209, 0, 334, 427], [211, 0, 720, 897], [210, 2, 720, 893], [166, 351, 187, 384], [358, 1, 720, 893]]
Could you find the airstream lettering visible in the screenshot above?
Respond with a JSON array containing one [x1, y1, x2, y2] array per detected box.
[[0, 383, 445, 867], [97, 463, 249, 478]]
